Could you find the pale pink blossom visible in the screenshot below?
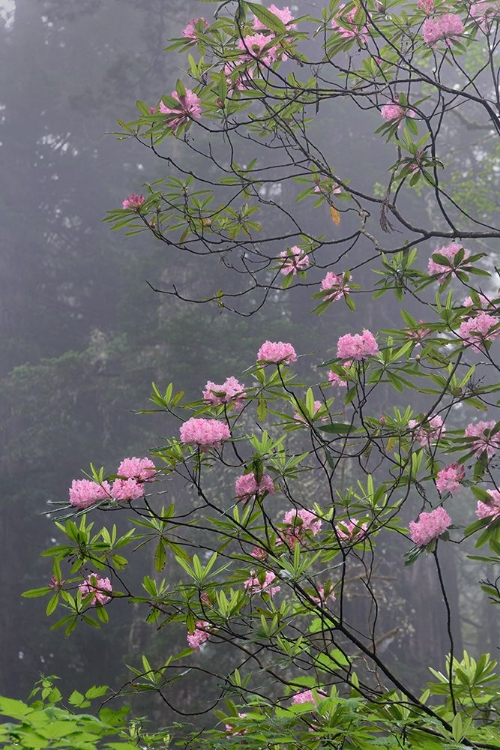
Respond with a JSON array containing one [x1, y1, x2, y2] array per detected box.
[[187, 621, 211, 650], [427, 242, 470, 282], [320, 272, 350, 302], [182, 18, 208, 41], [280, 246, 310, 275], [458, 312, 500, 349], [476, 490, 500, 521], [406, 321, 431, 346], [244, 570, 281, 597], [203, 376, 246, 409], [423, 14, 464, 45], [336, 518, 368, 542], [464, 420, 500, 458], [294, 400, 327, 423], [418, 0, 434, 15], [253, 4, 297, 30], [223, 62, 255, 93], [280, 509, 322, 546], [257, 340, 297, 364], [117, 457, 156, 482], [409, 507, 452, 547], [238, 33, 280, 65], [331, 5, 368, 41], [463, 293, 491, 309], [408, 415, 446, 447], [159, 90, 201, 131], [122, 193, 145, 210], [69, 479, 111, 510], [470, 0, 500, 31], [225, 714, 247, 736], [436, 463, 465, 495], [235, 472, 275, 502], [292, 689, 326, 705], [310, 585, 336, 605], [79, 573, 113, 606], [111, 478, 145, 502], [328, 370, 348, 388], [179, 417, 231, 450], [336, 330, 378, 360]]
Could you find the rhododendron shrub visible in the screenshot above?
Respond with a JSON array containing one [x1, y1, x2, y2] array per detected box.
[[25, 0, 500, 747]]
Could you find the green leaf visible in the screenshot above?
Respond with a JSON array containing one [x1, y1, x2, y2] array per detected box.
[[246, 2, 287, 34], [318, 423, 352, 434]]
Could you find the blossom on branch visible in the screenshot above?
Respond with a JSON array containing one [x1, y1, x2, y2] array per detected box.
[[122, 193, 145, 210], [69, 479, 111, 510], [280, 246, 310, 275], [180, 418, 231, 450], [336, 518, 368, 542], [436, 463, 465, 495], [235, 472, 275, 502], [320, 272, 350, 302], [253, 5, 297, 30], [408, 415, 445, 447], [187, 621, 211, 651], [464, 420, 500, 458], [422, 14, 464, 45], [159, 90, 201, 131], [409, 507, 451, 547], [243, 570, 281, 597], [257, 341, 297, 364], [458, 312, 500, 350], [117, 457, 156, 482], [111, 478, 145, 502], [336, 330, 378, 360], [476, 490, 500, 521], [79, 573, 113, 606], [427, 242, 470, 282], [203, 376, 246, 409], [237, 33, 280, 65], [182, 18, 208, 42]]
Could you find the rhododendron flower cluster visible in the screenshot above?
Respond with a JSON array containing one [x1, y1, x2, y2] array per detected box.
[[331, 5, 368, 41], [235, 473, 275, 502], [280, 509, 322, 546], [463, 292, 491, 309], [470, 0, 500, 31], [117, 457, 156, 482], [328, 368, 348, 388], [422, 14, 464, 45], [294, 400, 327, 423], [418, 0, 434, 15], [122, 193, 145, 210], [320, 272, 350, 302], [476, 490, 500, 521], [310, 585, 336, 605], [257, 340, 297, 364], [111, 478, 145, 502], [279, 246, 310, 275], [436, 463, 465, 495], [337, 330, 378, 360], [427, 242, 470, 282], [408, 415, 445, 447], [292, 689, 325, 705], [79, 573, 113, 606], [251, 546, 267, 560], [203, 376, 246, 409], [409, 507, 452, 547], [253, 4, 297, 30], [244, 570, 281, 597], [458, 312, 500, 349], [179, 417, 231, 450], [464, 420, 500, 458], [381, 101, 414, 126], [336, 518, 368, 542], [406, 321, 431, 345], [159, 90, 201, 131], [237, 34, 280, 65], [182, 17, 208, 41], [69, 479, 111, 510], [187, 621, 211, 651]]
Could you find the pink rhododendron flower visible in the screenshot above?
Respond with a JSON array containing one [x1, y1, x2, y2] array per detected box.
[[336, 518, 368, 542], [203, 376, 246, 409], [418, 0, 434, 15], [328, 370, 348, 388], [280, 509, 322, 546], [187, 621, 211, 650], [294, 400, 327, 423], [238, 33, 280, 65], [69, 479, 111, 510], [406, 321, 431, 346], [257, 340, 297, 364], [463, 292, 491, 309], [380, 100, 415, 126], [436, 463, 465, 495], [409, 507, 452, 547], [423, 14, 464, 45], [408, 415, 446, 447], [464, 420, 500, 458], [111, 478, 145, 502], [244, 570, 281, 597], [310, 585, 336, 605], [182, 17, 208, 41], [427, 242, 470, 282], [235, 472, 275, 502], [458, 312, 500, 350], [292, 689, 326, 705], [79, 573, 113, 606], [117, 457, 156, 482], [223, 61, 255, 93], [470, 0, 500, 31], [159, 90, 201, 131], [122, 193, 145, 210], [331, 5, 368, 41], [251, 546, 268, 560], [320, 272, 350, 302], [476, 490, 500, 521], [179, 417, 231, 450], [253, 4, 297, 30], [336, 330, 378, 360], [280, 246, 310, 275]]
